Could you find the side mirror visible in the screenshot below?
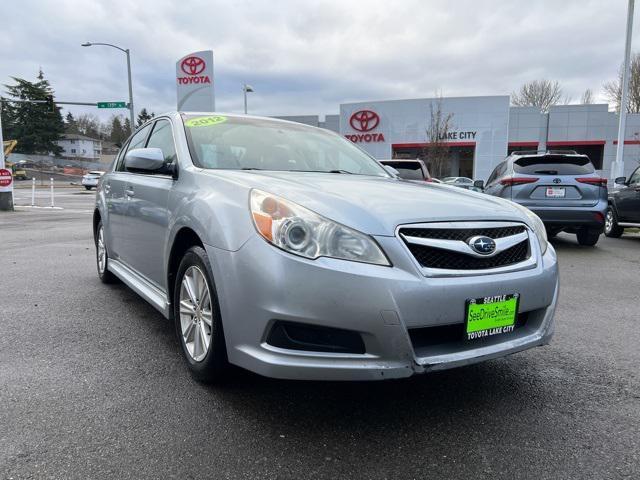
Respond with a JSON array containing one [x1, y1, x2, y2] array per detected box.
[[473, 180, 485, 189], [383, 165, 400, 177], [614, 176, 627, 185], [124, 148, 166, 173]]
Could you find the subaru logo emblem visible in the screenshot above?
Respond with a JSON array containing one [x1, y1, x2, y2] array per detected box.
[[468, 235, 496, 255]]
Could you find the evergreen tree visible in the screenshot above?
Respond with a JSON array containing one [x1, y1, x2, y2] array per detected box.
[[65, 112, 78, 133], [2, 70, 65, 155], [109, 115, 127, 145], [136, 108, 155, 127], [123, 117, 132, 139]]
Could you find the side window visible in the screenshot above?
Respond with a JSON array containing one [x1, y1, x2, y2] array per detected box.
[[487, 161, 506, 185], [497, 161, 509, 178], [629, 167, 640, 185], [487, 165, 499, 185], [116, 124, 152, 172], [145, 120, 178, 167]]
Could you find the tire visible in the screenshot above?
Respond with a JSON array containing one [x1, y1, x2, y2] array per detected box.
[[174, 246, 229, 383], [604, 207, 624, 238], [85, 186, 92, 190], [95, 220, 118, 283], [576, 227, 601, 246]]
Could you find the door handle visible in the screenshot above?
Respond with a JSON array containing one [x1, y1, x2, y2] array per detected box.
[[125, 188, 135, 197]]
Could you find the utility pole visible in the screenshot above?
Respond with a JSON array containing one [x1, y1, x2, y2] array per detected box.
[[613, 0, 635, 181]]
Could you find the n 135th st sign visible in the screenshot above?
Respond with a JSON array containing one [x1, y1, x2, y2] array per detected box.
[[97, 102, 127, 109]]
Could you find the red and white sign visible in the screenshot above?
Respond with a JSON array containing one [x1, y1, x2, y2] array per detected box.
[[0, 168, 13, 191], [176, 50, 215, 111], [345, 109, 385, 143]]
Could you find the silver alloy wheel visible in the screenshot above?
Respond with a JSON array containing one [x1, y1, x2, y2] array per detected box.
[[605, 209, 614, 234], [179, 265, 213, 362], [97, 226, 106, 274]]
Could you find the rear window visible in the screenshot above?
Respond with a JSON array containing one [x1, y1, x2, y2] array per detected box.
[[513, 155, 595, 175], [383, 162, 426, 180]]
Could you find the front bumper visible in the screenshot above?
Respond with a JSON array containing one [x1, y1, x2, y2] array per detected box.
[[206, 234, 558, 381]]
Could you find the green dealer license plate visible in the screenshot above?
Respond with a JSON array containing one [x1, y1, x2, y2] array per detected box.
[[465, 294, 519, 341]]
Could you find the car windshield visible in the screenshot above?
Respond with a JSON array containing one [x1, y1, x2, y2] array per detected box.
[[182, 114, 389, 176], [513, 155, 595, 175], [383, 162, 425, 180]]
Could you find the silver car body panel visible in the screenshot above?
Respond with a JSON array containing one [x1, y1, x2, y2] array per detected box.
[[96, 112, 559, 381]]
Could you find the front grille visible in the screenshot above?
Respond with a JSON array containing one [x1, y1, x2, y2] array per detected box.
[[400, 225, 525, 241], [406, 239, 529, 270], [399, 224, 530, 271]]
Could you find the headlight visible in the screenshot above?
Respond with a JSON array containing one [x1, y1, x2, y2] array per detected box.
[[250, 189, 390, 266], [509, 202, 548, 255]]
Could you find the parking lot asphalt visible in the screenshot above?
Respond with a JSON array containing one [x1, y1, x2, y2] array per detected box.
[[1, 189, 639, 479]]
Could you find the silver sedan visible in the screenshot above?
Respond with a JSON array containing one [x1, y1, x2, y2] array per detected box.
[[93, 112, 558, 382]]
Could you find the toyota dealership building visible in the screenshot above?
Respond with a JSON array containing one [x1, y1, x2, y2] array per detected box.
[[279, 95, 640, 181]]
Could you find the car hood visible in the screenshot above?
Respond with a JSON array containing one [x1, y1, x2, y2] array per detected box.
[[204, 170, 529, 236]]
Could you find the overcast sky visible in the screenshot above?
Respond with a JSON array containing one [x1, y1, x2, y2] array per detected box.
[[1, 0, 636, 121]]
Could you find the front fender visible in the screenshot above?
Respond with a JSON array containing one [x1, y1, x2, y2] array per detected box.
[[165, 172, 255, 257]]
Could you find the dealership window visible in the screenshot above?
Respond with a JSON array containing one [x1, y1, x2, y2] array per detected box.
[[392, 144, 474, 178], [71, 148, 76, 154]]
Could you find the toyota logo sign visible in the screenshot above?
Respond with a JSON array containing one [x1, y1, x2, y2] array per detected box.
[[349, 110, 380, 132], [181, 56, 206, 76]]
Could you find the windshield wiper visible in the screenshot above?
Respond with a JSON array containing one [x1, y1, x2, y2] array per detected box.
[[241, 167, 263, 170], [328, 169, 352, 174], [534, 170, 558, 175]]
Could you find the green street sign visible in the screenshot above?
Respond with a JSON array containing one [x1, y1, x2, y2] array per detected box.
[[97, 101, 127, 109]]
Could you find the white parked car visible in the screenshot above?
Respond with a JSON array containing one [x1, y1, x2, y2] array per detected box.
[[81, 171, 105, 190]]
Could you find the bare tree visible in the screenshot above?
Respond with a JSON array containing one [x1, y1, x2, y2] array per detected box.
[[603, 52, 640, 112], [511, 79, 564, 112], [581, 89, 594, 104], [425, 96, 454, 178]]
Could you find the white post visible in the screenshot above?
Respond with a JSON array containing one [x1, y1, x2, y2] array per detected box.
[[31, 177, 36, 206], [613, 0, 635, 181], [50, 177, 54, 207]]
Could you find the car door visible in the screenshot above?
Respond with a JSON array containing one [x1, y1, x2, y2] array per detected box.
[[616, 167, 640, 222], [120, 119, 177, 289], [103, 124, 152, 262]]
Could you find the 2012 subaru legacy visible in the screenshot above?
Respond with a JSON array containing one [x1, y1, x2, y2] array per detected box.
[[482, 151, 608, 246], [93, 113, 558, 383]]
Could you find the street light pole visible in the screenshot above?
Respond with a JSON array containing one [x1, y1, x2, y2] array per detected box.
[[613, 0, 635, 181], [243, 84, 254, 114], [125, 49, 134, 127], [82, 42, 135, 127]]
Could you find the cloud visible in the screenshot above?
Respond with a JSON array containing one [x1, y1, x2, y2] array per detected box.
[[0, 0, 634, 120]]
